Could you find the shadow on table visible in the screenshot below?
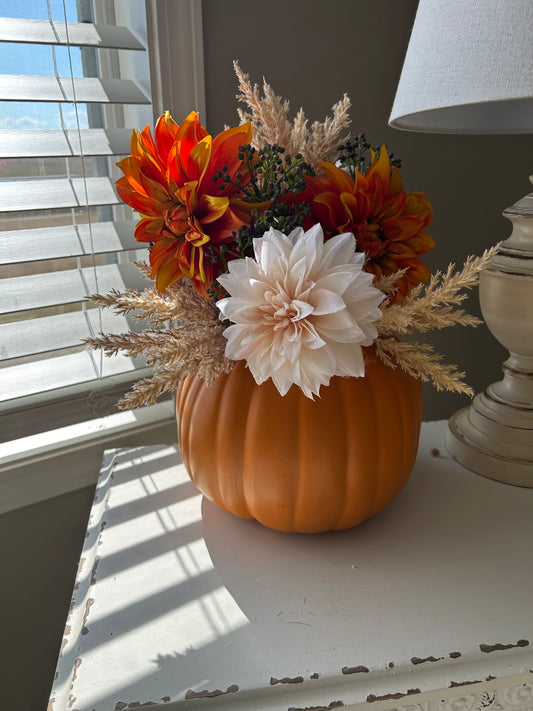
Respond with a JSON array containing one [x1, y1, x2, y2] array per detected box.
[[57, 442, 533, 709], [199, 456, 533, 676]]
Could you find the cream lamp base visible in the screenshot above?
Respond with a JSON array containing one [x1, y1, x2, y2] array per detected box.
[[447, 392, 533, 487], [446, 179, 533, 487]]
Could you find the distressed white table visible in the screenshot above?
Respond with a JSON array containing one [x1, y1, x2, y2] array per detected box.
[[49, 421, 533, 711]]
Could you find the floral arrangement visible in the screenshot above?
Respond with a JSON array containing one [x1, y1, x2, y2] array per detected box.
[[86, 63, 494, 408]]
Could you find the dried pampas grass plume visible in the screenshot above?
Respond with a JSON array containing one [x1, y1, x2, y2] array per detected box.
[[374, 246, 499, 394], [84, 266, 234, 409], [234, 61, 351, 169]]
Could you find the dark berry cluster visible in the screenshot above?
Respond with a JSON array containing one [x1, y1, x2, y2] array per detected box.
[[212, 143, 314, 202], [234, 199, 313, 256], [337, 134, 401, 177]]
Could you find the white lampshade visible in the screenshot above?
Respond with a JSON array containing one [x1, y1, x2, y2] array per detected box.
[[389, 0, 533, 134]]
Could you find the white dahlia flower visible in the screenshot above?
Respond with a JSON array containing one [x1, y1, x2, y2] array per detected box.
[[216, 224, 385, 398]]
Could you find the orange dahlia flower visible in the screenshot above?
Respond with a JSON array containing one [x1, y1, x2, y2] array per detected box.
[[302, 148, 434, 301], [116, 111, 256, 294]]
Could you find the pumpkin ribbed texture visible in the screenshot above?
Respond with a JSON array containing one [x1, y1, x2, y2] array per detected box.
[[176, 347, 423, 533]]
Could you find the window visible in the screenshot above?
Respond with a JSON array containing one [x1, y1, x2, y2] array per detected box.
[[0, 0, 205, 509], [0, 0, 156, 442]]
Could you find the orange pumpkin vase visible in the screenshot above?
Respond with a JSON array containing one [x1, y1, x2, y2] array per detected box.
[[176, 346, 423, 533]]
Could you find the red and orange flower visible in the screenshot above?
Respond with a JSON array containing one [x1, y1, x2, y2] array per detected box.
[[300, 148, 434, 301], [116, 111, 257, 294]]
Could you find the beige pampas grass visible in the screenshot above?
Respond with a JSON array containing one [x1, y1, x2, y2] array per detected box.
[[373, 246, 499, 393], [234, 61, 351, 169], [84, 269, 234, 409]]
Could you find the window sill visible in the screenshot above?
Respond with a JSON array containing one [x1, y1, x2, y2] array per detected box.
[[0, 400, 176, 514]]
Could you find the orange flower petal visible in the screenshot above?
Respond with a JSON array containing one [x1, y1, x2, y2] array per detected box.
[[299, 149, 434, 300], [134, 217, 165, 242], [155, 256, 183, 291], [386, 242, 418, 259], [138, 172, 174, 209], [406, 231, 436, 254], [176, 111, 209, 159], [389, 166, 403, 195], [185, 223, 211, 247], [366, 146, 391, 186], [213, 121, 252, 148], [186, 136, 212, 182], [404, 192, 433, 226], [317, 161, 355, 194], [205, 122, 253, 185], [116, 176, 163, 216], [116, 157, 146, 195], [384, 215, 425, 241], [314, 192, 353, 234], [200, 194, 231, 223], [230, 198, 271, 220], [203, 205, 247, 243], [405, 260, 431, 285], [154, 111, 180, 160]]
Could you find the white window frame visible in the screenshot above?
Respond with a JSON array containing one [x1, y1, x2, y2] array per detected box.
[[0, 0, 206, 513]]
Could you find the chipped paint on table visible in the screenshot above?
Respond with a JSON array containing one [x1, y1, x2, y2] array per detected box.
[[48, 422, 533, 711]]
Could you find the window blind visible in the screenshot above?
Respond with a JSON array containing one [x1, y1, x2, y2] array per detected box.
[[0, 1, 154, 439]]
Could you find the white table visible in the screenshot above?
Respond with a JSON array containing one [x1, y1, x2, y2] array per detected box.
[[49, 421, 533, 711]]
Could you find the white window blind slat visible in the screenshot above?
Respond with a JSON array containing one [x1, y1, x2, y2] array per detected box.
[[0, 75, 150, 104], [1, 263, 148, 316], [0, 128, 132, 158], [0, 17, 145, 50], [0, 176, 120, 212], [1, 350, 145, 404], [1, 309, 143, 360], [0, 221, 138, 264]]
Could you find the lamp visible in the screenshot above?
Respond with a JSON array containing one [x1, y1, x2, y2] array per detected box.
[[389, 0, 533, 487]]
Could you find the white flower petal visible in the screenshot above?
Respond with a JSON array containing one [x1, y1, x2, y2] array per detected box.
[[313, 307, 358, 331], [254, 228, 291, 269], [299, 320, 327, 349], [290, 299, 315, 320], [284, 255, 311, 295], [218, 223, 384, 398], [307, 288, 346, 315], [313, 270, 355, 296], [218, 260, 266, 299], [289, 225, 321, 273], [320, 232, 359, 270], [315, 322, 368, 344], [329, 342, 365, 378], [222, 323, 259, 360], [343, 271, 380, 300], [218, 297, 260, 324], [298, 345, 336, 398]]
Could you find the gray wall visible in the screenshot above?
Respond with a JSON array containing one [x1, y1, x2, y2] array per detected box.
[[201, 0, 532, 420], [0, 486, 95, 710]]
